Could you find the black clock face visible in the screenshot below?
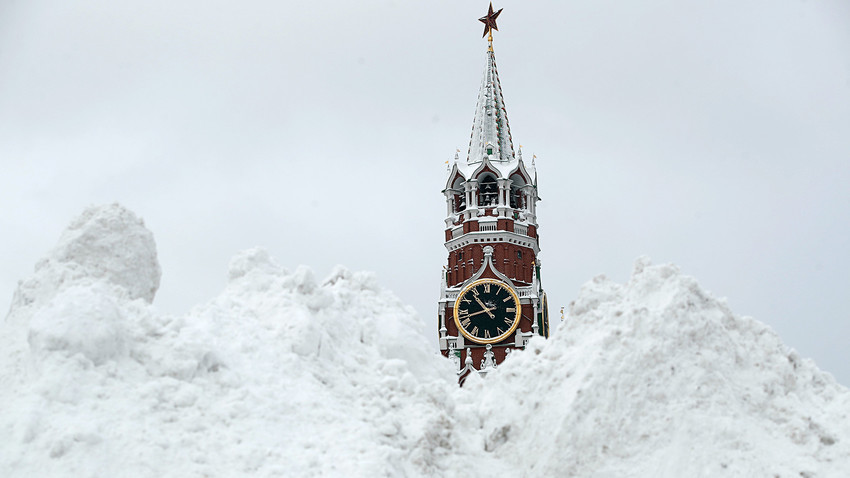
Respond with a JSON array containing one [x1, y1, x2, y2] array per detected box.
[[453, 279, 521, 344]]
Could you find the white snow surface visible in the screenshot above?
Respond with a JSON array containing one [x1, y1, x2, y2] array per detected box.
[[2, 205, 849, 477], [9, 203, 161, 309]]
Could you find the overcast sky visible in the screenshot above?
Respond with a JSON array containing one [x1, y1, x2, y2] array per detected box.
[[2, 1, 849, 384]]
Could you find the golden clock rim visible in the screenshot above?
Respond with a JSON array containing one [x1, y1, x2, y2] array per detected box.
[[453, 278, 521, 345]]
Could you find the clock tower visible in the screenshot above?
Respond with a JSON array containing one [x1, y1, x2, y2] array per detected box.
[[438, 4, 549, 382]]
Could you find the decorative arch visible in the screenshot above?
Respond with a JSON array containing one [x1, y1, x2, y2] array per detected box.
[[469, 156, 502, 181], [443, 165, 467, 191]]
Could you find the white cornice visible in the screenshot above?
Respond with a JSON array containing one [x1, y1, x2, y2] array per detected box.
[[444, 230, 539, 255]]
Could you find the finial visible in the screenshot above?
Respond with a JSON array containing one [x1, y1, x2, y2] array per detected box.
[[479, 3, 503, 45], [518, 145, 523, 161]]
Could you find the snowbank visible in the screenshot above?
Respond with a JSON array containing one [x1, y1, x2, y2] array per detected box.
[[1, 206, 485, 477], [466, 257, 850, 477], [2, 205, 849, 477]]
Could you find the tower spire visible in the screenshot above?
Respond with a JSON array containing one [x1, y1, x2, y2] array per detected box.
[[467, 6, 514, 165]]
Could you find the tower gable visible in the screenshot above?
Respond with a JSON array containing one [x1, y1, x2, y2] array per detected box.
[[443, 165, 467, 191], [459, 245, 517, 290]]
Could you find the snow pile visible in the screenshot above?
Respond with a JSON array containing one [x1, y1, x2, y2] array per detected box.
[[467, 257, 850, 477], [9, 203, 160, 312], [2, 205, 850, 477], [0, 205, 494, 477], [1, 204, 161, 412]]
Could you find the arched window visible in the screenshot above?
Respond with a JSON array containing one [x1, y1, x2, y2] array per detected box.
[[451, 177, 466, 213], [479, 175, 498, 207], [509, 174, 526, 209]]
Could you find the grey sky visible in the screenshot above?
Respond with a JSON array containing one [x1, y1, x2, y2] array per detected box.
[[2, 1, 849, 384]]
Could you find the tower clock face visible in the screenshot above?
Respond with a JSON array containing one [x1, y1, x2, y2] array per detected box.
[[453, 279, 521, 344]]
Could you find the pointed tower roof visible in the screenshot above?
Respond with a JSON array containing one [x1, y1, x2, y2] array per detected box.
[[467, 44, 515, 165]]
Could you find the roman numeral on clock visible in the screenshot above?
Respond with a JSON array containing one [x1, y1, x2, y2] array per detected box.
[[484, 283, 491, 293], [484, 330, 491, 339], [505, 307, 515, 312], [503, 296, 512, 302], [461, 318, 471, 328], [471, 326, 479, 335]]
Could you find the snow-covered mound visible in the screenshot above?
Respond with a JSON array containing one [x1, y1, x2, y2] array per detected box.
[[466, 257, 850, 477], [0, 205, 493, 477], [2, 205, 849, 477], [9, 203, 161, 312]]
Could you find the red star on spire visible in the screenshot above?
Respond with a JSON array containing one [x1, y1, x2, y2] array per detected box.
[[479, 3, 503, 39]]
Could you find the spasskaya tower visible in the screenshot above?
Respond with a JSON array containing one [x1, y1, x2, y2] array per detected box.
[[437, 3, 549, 382]]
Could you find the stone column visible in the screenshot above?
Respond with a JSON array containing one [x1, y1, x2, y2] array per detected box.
[[466, 179, 479, 219], [444, 190, 455, 227], [497, 178, 510, 218], [524, 186, 537, 224]]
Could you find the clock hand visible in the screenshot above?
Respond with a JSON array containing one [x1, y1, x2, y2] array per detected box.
[[474, 296, 495, 318], [462, 307, 496, 319]]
